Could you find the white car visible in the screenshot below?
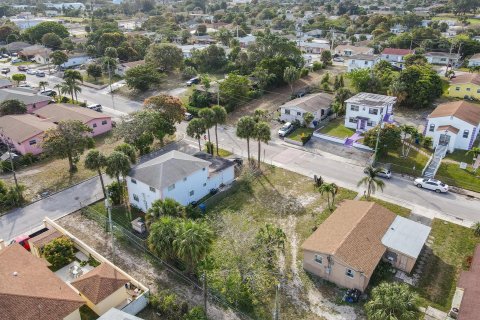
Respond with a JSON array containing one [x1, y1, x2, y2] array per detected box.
[[365, 167, 392, 179], [26, 69, 37, 75], [414, 178, 449, 193], [278, 122, 294, 137], [87, 104, 102, 112]]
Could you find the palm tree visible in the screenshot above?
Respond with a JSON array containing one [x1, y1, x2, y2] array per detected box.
[[253, 121, 271, 167], [466, 147, 480, 168], [198, 108, 215, 152], [38, 81, 49, 91], [212, 105, 227, 156], [146, 198, 186, 228], [399, 124, 418, 158], [53, 83, 63, 102], [365, 282, 419, 320], [63, 70, 83, 103], [357, 166, 385, 199], [236, 116, 256, 161], [114, 143, 137, 164], [318, 182, 338, 211], [147, 216, 179, 260], [105, 151, 131, 187], [84, 150, 107, 198], [186, 118, 207, 151], [60, 82, 73, 102], [173, 219, 214, 272], [472, 221, 480, 237]]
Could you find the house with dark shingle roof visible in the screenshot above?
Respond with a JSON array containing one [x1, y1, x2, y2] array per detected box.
[[425, 101, 480, 152], [279, 93, 334, 127], [0, 243, 85, 320], [301, 200, 430, 291]]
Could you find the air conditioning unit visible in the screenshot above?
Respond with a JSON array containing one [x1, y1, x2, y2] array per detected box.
[[449, 307, 459, 319]]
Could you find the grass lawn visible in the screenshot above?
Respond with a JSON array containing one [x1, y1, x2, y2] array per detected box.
[[11, 61, 35, 66], [286, 127, 314, 142], [318, 118, 355, 138], [379, 148, 429, 177], [88, 201, 144, 231], [83, 74, 122, 86], [204, 165, 358, 319], [416, 219, 480, 311], [436, 162, 480, 193], [360, 196, 411, 217], [202, 146, 233, 157], [444, 149, 473, 164], [431, 16, 480, 25]]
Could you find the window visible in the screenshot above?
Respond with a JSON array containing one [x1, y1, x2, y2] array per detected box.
[[364, 60, 368, 65], [101, 120, 107, 125], [133, 194, 139, 202], [183, 177, 187, 181], [168, 184, 175, 191], [369, 108, 378, 115], [285, 109, 290, 115], [149, 186, 155, 192], [202, 168, 206, 171], [350, 105, 359, 111], [440, 58, 446, 61], [349, 117, 357, 123], [297, 111, 301, 116], [203, 183, 207, 187], [456, 87, 460, 91], [367, 120, 375, 126], [346, 268, 355, 278], [429, 124, 435, 132], [131, 178, 136, 184], [189, 190, 194, 196], [386, 55, 389, 59], [92, 123, 97, 128], [463, 130, 469, 138], [29, 139, 36, 145], [314, 254, 323, 264], [467, 87, 471, 92]]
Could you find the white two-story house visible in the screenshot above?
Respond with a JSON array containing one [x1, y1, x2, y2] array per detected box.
[[127, 150, 235, 211], [380, 48, 414, 69], [279, 93, 334, 127], [344, 93, 397, 131], [424, 101, 480, 153]]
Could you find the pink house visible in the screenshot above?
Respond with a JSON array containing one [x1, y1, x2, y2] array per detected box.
[[33, 103, 113, 137], [0, 114, 56, 155], [0, 88, 52, 113]]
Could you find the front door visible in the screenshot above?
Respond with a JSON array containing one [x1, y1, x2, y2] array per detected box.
[[439, 134, 450, 146]]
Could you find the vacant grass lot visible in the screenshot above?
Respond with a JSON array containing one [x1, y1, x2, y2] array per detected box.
[[436, 162, 480, 193], [379, 148, 429, 177], [318, 118, 355, 138], [417, 219, 480, 311], [83, 74, 122, 86]]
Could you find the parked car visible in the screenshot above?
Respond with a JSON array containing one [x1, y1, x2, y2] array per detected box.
[[26, 69, 37, 75], [35, 71, 46, 77], [11, 58, 22, 63], [186, 77, 200, 86], [18, 83, 32, 88], [278, 122, 294, 137], [365, 167, 392, 179], [17, 65, 28, 71], [39, 89, 56, 97], [333, 57, 345, 62], [414, 178, 449, 193], [87, 104, 102, 112], [1, 68, 10, 74], [2, 54, 9, 58], [184, 112, 194, 121]]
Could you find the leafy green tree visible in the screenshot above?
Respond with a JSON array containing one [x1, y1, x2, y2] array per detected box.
[[346, 68, 381, 93], [219, 73, 250, 111], [105, 151, 131, 186], [399, 124, 419, 158], [466, 147, 480, 167], [24, 21, 69, 43], [104, 47, 118, 59], [145, 43, 184, 71], [318, 182, 338, 211], [84, 150, 107, 198], [283, 66, 300, 94], [114, 111, 155, 154], [173, 219, 214, 272], [187, 118, 207, 151], [125, 64, 164, 92], [258, 56, 294, 87], [253, 121, 271, 166], [404, 54, 428, 67], [86, 64, 102, 80], [0, 99, 26, 115], [38, 81, 48, 92], [50, 51, 68, 69], [42, 236, 76, 270], [191, 44, 227, 73], [363, 124, 402, 157], [86, 44, 97, 57], [114, 143, 137, 164], [181, 66, 197, 79], [320, 50, 332, 65], [236, 116, 256, 161], [41, 32, 62, 49], [365, 282, 419, 320], [11, 74, 26, 86], [357, 166, 386, 199], [252, 67, 276, 91], [303, 112, 314, 127], [144, 94, 186, 124], [148, 216, 179, 260], [146, 198, 186, 228], [42, 120, 93, 172], [212, 105, 227, 156], [198, 108, 215, 150], [254, 223, 286, 268]]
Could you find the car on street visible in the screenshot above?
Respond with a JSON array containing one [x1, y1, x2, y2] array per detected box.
[[1, 54, 9, 58], [333, 57, 345, 62], [18, 83, 32, 88], [17, 65, 28, 71], [26, 69, 37, 75], [278, 122, 294, 137], [1, 68, 10, 74], [35, 71, 46, 77], [87, 104, 102, 112], [364, 167, 392, 179], [39, 89, 56, 97], [184, 112, 193, 121], [186, 77, 200, 86], [414, 178, 449, 193], [11, 58, 22, 63]]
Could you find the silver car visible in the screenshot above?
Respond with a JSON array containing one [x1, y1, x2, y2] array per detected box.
[[414, 178, 449, 193], [278, 122, 294, 137], [365, 167, 392, 179]]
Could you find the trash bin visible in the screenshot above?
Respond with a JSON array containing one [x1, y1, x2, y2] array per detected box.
[[199, 203, 206, 214]]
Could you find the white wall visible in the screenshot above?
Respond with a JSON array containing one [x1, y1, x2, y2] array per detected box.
[[280, 106, 328, 127], [347, 59, 376, 72], [425, 116, 479, 151], [127, 177, 161, 212], [468, 59, 480, 67], [344, 102, 387, 130], [62, 56, 89, 68]]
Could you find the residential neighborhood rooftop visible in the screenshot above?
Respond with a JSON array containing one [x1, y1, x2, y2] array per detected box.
[[450, 73, 480, 86], [347, 54, 377, 61], [33, 103, 111, 123], [0, 87, 52, 105], [280, 92, 334, 113], [457, 246, 480, 320], [381, 48, 414, 55], [345, 92, 397, 107], [0, 114, 56, 142], [428, 101, 480, 126]]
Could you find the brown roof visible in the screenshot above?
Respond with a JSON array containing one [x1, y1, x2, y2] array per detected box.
[[0, 114, 56, 143], [450, 73, 480, 86], [457, 246, 480, 320], [0, 244, 84, 320], [34, 103, 110, 124], [71, 263, 129, 304], [381, 48, 414, 56], [28, 228, 62, 249], [335, 45, 373, 55], [428, 101, 480, 126], [437, 125, 459, 134], [121, 60, 145, 68], [301, 200, 396, 278]]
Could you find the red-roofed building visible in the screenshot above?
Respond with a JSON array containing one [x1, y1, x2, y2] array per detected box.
[[380, 48, 415, 69]]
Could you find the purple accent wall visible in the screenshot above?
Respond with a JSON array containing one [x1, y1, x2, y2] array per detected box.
[[468, 127, 477, 150]]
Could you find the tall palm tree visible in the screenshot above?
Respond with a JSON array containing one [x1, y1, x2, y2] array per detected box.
[[212, 105, 227, 156], [38, 81, 49, 91], [84, 150, 107, 198], [318, 182, 338, 211], [198, 108, 215, 152], [236, 116, 256, 162], [53, 83, 63, 102], [173, 219, 214, 273], [60, 82, 73, 102], [105, 151, 131, 187], [63, 70, 83, 103], [146, 198, 186, 228], [253, 121, 271, 167], [357, 166, 385, 199], [147, 216, 179, 260], [186, 118, 207, 151], [365, 282, 419, 320]]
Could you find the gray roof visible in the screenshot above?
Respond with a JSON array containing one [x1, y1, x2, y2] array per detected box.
[[345, 92, 397, 107], [0, 41, 31, 52], [0, 79, 12, 87], [97, 308, 143, 320], [347, 54, 378, 61], [381, 216, 431, 259], [280, 93, 334, 113], [0, 88, 52, 105], [128, 150, 210, 190]]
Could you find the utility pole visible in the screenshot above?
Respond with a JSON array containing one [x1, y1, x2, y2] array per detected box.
[[372, 121, 384, 165], [202, 271, 208, 314], [107, 58, 116, 110], [445, 41, 454, 77], [105, 196, 115, 262], [0, 128, 20, 201], [330, 28, 335, 52], [273, 283, 280, 320]]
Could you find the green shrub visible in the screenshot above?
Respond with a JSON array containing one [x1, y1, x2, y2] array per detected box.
[[300, 133, 312, 145], [149, 291, 189, 320], [186, 105, 202, 117], [107, 181, 123, 205], [19, 153, 37, 166], [43, 236, 76, 270], [423, 136, 433, 149], [300, 67, 309, 77], [186, 204, 202, 219], [312, 61, 323, 71], [182, 66, 197, 79], [189, 90, 210, 108], [205, 141, 214, 154], [184, 306, 208, 320]]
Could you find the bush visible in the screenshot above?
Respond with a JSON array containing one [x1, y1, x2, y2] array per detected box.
[[182, 66, 197, 79], [61, 96, 70, 103], [184, 306, 208, 320], [19, 153, 37, 166], [423, 136, 433, 149], [42, 236, 76, 270], [300, 67, 309, 77], [300, 133, 312, 145], [107, 181, 123, 205], [322, 82, 330, 91], [205, 141, 214, 154], [189, 90, 210, 108], [186, 204, 202, 219], [186, 105, 202, 117], [150, 291, 189, 320], [312, 61, 323, 71]]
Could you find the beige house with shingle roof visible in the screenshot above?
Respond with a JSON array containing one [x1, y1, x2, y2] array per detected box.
[[0, 243, 84, 320], [301, 200, 430, 291]]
